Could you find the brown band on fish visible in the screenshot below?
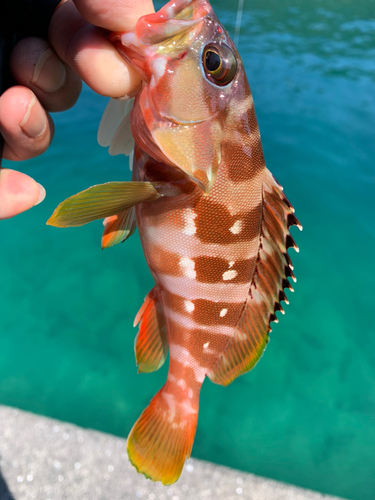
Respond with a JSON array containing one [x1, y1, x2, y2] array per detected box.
[[193, 255, 257, 284], [194, 198, 262, 244], [161, 290, 245, 327]]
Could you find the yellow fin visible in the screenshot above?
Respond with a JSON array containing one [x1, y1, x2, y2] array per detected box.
[[208, 168, 301, 386], [101, 207, 137, 249], [127, 384, 199, 485], [47, 181, 162, 228], [134, 287, 168, 373]]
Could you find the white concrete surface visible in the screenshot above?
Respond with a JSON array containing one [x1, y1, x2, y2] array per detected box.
[[0, 406, 348, 500]]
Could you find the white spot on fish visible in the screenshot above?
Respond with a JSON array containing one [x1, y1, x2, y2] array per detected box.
[[223, 270, 238, 281], [161, 392, 176, 423], [168, 373, 178, 384], [177, 379, 187, 390], [184, 300, 195, 313], [229, 220, 243, 234], [228, 261, 235, 268], [165, 307, 233, 336], [203, 342, 209, 349], [169, 344, 206, 382], [183, 208, 197, 236], [220, 308, 228, 317], [179, 257, 196, 279], [181, 399, 197, 416], [188, 389, 194, 399]]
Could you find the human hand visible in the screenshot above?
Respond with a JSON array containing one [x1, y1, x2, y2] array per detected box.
[[0, 0, 154, 219]]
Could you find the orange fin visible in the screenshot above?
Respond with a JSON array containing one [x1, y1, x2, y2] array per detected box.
[[127, 384, 199, 485], [134, 287, 168, 373], [47, 181, 164, 228], [208, 168, 301, 387], [101, 207, 137, 249]]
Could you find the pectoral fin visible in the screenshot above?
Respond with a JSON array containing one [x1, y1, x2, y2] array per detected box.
[[47, 181, 163, 228], [97, 98, 134, 148]]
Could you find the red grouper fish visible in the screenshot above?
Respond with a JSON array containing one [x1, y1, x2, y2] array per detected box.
[[48, 0, 302, 485]]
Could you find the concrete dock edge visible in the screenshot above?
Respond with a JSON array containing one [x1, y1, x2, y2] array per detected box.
[[0, 406, 347, 500]]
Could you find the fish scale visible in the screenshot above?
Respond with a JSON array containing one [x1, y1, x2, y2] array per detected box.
[[47, 0, 301, 486]]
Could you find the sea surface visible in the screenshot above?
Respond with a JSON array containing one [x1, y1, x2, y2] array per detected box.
[[1, 1, 374, 499]]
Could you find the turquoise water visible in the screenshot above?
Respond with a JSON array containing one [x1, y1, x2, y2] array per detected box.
[[1, 1, 374, 499]]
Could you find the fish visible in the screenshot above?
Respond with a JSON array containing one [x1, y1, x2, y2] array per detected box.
[[47, 0, 302, 485]]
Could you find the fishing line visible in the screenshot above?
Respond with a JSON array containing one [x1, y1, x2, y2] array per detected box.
[[234, 0, 244, 46]]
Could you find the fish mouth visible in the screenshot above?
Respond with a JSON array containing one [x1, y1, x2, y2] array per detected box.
[[109, 0, 211, 82], [131, 0, 210, 46], [109, 22, 204, 85]]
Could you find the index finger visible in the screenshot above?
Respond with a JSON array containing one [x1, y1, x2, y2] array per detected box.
[[73, 0, 155, 32]]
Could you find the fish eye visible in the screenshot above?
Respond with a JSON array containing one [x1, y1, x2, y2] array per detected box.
[[202, 43, 237, 86]]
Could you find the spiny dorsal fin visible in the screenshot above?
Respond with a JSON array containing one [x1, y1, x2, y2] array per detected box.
[[208, 168, 301, 387], [134, 287, 168, 373], [47, 181, 163, 228], [101, 207, 137, 249]]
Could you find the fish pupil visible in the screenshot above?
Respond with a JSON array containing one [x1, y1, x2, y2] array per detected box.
[[205, 51, 221, 72]]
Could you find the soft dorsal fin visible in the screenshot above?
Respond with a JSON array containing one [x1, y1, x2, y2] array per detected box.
[[47, 181, 164, 228], [101, 207, 137, 249], [208, 168, 302, 387], [134, 287, 168, 373]]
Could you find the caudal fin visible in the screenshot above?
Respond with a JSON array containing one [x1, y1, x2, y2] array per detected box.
[[127, 384, 199, 485]]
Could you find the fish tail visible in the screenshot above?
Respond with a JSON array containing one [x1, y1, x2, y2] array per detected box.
[[127, 380, 200, 485]]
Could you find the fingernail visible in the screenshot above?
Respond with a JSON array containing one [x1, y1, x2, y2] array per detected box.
[[32, 48, 66, 93], [34, 183, 46, 206], [20, 96, 47, 138]]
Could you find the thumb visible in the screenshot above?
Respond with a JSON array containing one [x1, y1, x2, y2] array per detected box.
[[0, 168, 45, 219]]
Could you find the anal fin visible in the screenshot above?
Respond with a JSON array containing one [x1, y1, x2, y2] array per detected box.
[[208, 168, 301, 387], [101, 206, 137, 249], [134, 287, 168, 373]]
